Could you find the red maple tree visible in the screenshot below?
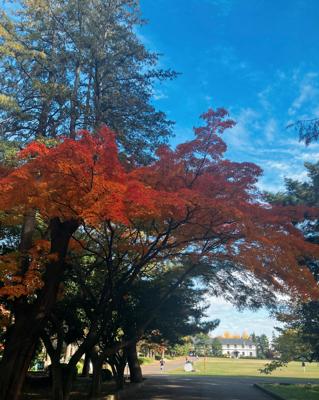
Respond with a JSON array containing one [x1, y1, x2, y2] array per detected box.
[[0, 108, 318, 400]]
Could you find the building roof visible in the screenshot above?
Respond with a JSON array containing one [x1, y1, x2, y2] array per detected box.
[[218, 338, 255, 346]]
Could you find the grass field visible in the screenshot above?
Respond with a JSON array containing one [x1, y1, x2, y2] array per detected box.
[[170, 357, 319, 379], [261, 383, 319, 400]]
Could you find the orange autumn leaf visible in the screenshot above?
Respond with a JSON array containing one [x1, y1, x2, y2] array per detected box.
[[0, 110, 318, 301]]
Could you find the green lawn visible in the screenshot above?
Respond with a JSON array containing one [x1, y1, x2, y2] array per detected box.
[[261, 384, 319, 400], [170, 357, 319, 379]]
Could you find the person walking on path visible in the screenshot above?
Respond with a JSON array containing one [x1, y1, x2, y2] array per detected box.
[[160, 358, 165, 372]]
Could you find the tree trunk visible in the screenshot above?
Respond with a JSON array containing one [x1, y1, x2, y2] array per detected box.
[[81, 352, 91, 377], [51, 363, 64, 400], [60, 326, 100, 399], [93, 60, 102, 127], [0, 315, 37, 400], [116, 361, 126, 390], [41, 330, 65, 400], [83, 68, 93, 129], [126, 342, 143, 383], [109, 359, 125, 390], [0, 218, 78, 400], [61, 365, 77, 400], [89, 359, 103, 399], [69, 61, 81, 138]]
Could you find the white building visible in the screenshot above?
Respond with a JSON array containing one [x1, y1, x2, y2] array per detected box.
[[219, 338, 257, 358]]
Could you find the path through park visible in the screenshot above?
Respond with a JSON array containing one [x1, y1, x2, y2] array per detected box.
[[120, 359, 273, 399], [141, 357, 187, 375], [120, 375, 272, 400]]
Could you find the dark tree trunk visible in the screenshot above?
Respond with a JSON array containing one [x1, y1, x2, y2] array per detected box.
[[126, 342, 143, 383], [51, 363, 64, 400], [41, 329, 65, 400], [81, 352, 91, 377], [0, 315, 36, 400], [109, 359, 125, 391], [61, 365, 77, 400], [0, 209, 37, 400], [0, 218, 78, 400], [89, 358, 103, 399], [93, 60, 102, 127], [36, 99, 51, 137], [83, 68, 93, 129], [115, 363, 126, 390], [69, 61, 81, 138]]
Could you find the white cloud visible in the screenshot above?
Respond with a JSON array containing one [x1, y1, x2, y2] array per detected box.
[[283, 138, 319, 149], [285, 170, 309, 182], [223, 107, 259, 151], [288, 84, 317, 115], [257, 86, 272, 112], [257, 179, 283, 193], [152, 89, 168, 101], [288, 72, 319, 116], [264, 118, 277, 142], [207, 45, 250, 75], [265, 160, 290, 172], [296, 152, 319, 161]]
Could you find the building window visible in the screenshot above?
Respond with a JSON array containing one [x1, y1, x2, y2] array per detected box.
[[242, 344, 244, 348], [249, 345, 252, 349], [234, 344, 237, 348], [227, 351, 230, 355], [227, 344, 230, 349], [242, 352, 245, 355], [250, 352, 253, 356]]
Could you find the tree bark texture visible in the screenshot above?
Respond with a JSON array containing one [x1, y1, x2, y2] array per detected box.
[[0, 218, 78, 400], [126, 342, 143, 383], [89, 358, 103, 399]]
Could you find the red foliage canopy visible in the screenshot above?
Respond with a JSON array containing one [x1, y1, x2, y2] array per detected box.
[[1, 108, 318, 299]]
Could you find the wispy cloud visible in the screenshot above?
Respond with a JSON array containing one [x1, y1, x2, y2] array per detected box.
[[257, 86, 272, 112], [265, 160, 290, 172], [223, 107, 259, 151], [264, 118, 277, 142], [207, 45, 250, 75], [152, 89, 168, 101], [288, 72, 319, 116], [288, 84, 318, 116]]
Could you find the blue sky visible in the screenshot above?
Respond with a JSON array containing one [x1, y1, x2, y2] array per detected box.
[[139, 0, 319, 338]]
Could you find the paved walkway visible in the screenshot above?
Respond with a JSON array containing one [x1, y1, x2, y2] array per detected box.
[[121, 375, 272, 400], [141, 357, 186, 375]]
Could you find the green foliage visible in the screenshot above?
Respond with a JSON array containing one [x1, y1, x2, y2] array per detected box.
[[0, 0, 176, 162], [171, 340, 192, 356], [0, 140, 19, 166], [260, 328, 314, 374], [211, 338, 222, 357], [138, 356, 154, 365], [191, 333, 216, 356], [265, 160, 319, 371], [251, 333, 271, 359], [266, 162, 319, 208]]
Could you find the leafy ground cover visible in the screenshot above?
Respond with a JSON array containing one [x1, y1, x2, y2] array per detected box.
[[261, 383, 319, 400], [169, 357, 319, 379]]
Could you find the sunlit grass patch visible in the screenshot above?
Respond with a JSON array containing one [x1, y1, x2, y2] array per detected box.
[[169, 357, 319, 379], [260, 383, 319, 400]]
